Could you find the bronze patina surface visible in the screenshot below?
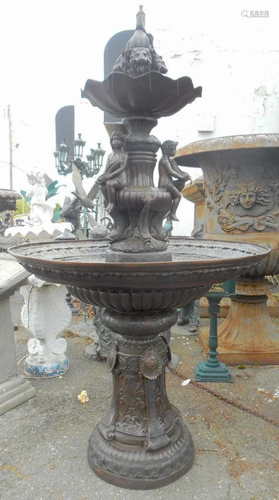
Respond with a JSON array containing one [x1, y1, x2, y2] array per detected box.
[[9, 236, 269, 488]]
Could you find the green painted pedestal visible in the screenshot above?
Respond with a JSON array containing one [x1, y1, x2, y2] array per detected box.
[[194, 293, 232, 383]]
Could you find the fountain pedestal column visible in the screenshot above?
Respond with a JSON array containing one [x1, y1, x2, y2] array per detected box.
[[87, 307, 194, 489], [105, 117, 172, 262], [194, 293, 232, 382]]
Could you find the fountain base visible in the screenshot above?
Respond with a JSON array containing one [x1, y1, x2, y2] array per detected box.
[[88, 422, 194, 489]]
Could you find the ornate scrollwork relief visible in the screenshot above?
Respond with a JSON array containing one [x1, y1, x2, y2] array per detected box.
[[115, 374, 148, 436]]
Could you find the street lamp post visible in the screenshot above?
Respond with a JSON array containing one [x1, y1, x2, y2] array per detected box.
[[53, 134, 106, 319], [54, 134, 106, 232], [54, 134, 105, 179]]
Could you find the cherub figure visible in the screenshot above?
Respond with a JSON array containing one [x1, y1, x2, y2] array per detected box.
[[26, 170, 53, 225], [96, 131, 128, 213], [158, 140, 191, 221]]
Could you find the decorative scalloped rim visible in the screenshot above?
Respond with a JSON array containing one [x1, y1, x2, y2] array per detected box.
[[176, 133, 279, 159]]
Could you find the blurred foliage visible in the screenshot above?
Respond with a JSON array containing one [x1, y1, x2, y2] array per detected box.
[[14, 198, 30, 216], [52, 203, 62, 222]]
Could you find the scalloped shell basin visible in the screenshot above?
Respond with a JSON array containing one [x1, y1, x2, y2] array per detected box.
[[9, 238, 269, 311]]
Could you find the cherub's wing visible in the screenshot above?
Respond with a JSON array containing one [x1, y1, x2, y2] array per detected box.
[[72, 164, 87, 197]]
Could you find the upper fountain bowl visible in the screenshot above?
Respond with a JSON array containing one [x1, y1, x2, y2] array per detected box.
[[82, 72, 202, 119], [9, 238, 269, 313]]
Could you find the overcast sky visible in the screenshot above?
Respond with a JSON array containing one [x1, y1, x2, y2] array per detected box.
[[1, 0, 277, 197]]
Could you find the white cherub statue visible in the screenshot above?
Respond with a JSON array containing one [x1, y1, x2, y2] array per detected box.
[[26, 169, 53, 226]]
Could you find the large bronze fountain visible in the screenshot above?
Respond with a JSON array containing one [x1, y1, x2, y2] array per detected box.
[[10, 8, 270, 490]]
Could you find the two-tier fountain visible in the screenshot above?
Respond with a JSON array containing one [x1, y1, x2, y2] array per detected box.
[[10, 8, 270, 489]]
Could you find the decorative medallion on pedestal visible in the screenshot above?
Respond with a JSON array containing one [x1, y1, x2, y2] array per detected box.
[[139, 346, 163, 379]]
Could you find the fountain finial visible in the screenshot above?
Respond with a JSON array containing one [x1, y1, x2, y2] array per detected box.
[[112, 6, 167, 76], [136, 5, 146, 29], [126, 6, 150, 51]]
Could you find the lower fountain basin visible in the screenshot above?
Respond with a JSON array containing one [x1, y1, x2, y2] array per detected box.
[[9, 237, 269, 312], [8, 237, 270, 489]]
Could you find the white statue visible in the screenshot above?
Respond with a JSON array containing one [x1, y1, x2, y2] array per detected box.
[[20, 275, 72, 377], [5, 169, 72, 239], [26, 170, 53, 226]]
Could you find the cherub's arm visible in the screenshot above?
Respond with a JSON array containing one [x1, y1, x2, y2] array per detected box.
[[161, 158, 188, 181], [96, 155, 115, 183], [106, 155, 128, 179], [97, 161, 121, 183], [170, 159, 191, 180], [98, 153, 114, 178]]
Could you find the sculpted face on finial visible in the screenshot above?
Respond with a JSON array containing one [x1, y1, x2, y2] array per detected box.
[[129, 47, 152, 76], [112, 7, 168, 77]]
